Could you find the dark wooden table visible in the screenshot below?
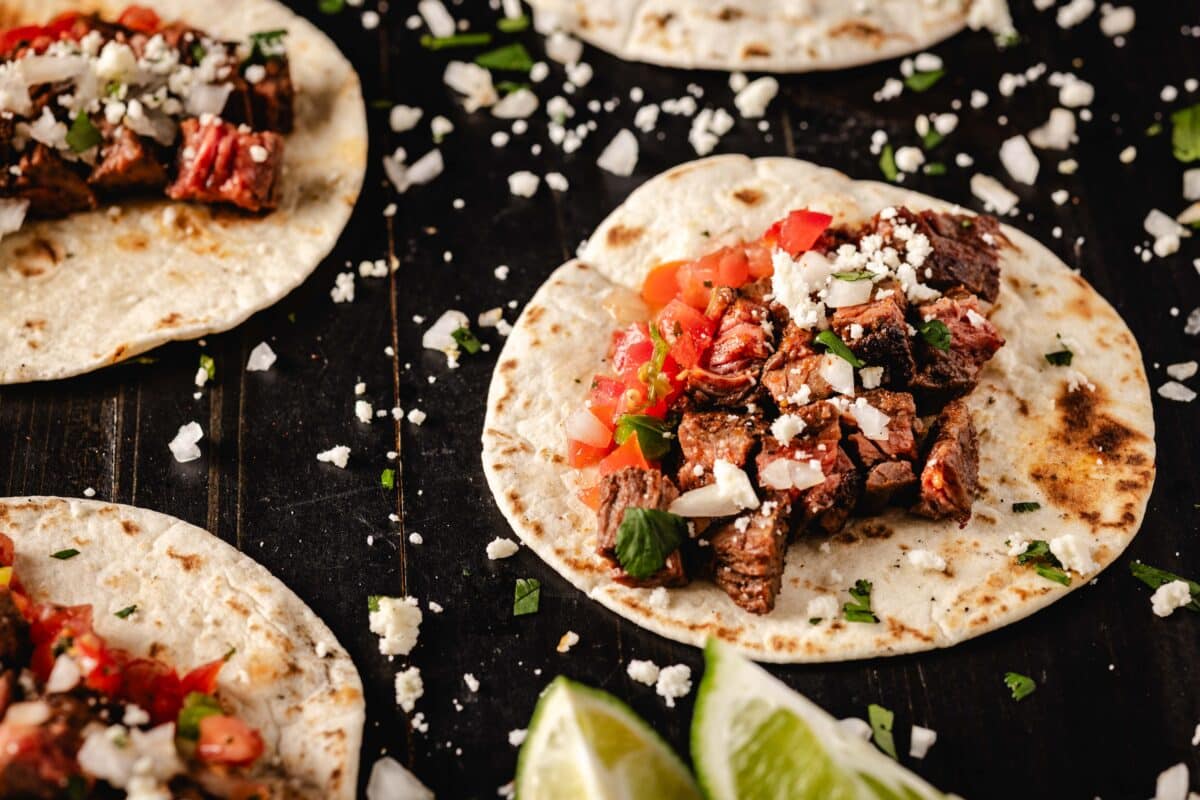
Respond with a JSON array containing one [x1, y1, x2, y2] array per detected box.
[[3, 1, 1198, 797]]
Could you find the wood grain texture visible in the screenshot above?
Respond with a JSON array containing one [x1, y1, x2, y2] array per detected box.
[[1, 1, 1198, 797]]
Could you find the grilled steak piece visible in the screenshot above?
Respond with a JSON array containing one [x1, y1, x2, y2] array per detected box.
[[88, 125, 168, 195], [798, 447, 861, 535], [0, 590, 29, 666], [913, 399, 979, 524], [761, 324, 839, 408], [685, 368, 760, 408], [910, 292, 1006, 405], [0, 694, 99, 798], [870, 208, 1003, 302], [843, 389, 919, 467], [596, 468, 686, 587], [860, 461, 918, 513], [14, 145, 97, 218], [830, 294, 915, 386], [167, 117, 284, 212], [709, 495, 792, 614], [676, 411, 765, 491], [756, 401, 844, 495], [705, 292, 774, 375]]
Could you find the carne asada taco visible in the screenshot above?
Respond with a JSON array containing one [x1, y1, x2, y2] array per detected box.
[[0, 0, 367, 384], [527, 0, 1013, 73], [482, 155, 1156, 663], [0, 496, 364, 797]]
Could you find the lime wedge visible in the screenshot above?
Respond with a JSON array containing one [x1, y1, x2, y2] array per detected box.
[[516, 676, 703, 800], [692, 639, 948, 800]]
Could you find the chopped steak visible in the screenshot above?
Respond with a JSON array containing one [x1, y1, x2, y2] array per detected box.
[[870, 208, 1003, 302], [910, 292, 1006, 405], [0, 694, 98, 798], [88, 125, 168, 195], [685, 367, 760, 408], [709, 495, 792, 614], [830, 294, 915, 386], [596, 468, 686, 587], [798, 447, 861, 535], [14, 145, 96, 218], [0, 590, 29, 664], [167, 118, 284, 212], [761, 325, 837, 407], [757, 400, 843, 481], [843, 389, 919, 466], [705, 292, 774, 375], [913, 399, 979, 524], [229, 57, 295, 133], [860, 461, 918, 513], [676, 411, 764, 490]]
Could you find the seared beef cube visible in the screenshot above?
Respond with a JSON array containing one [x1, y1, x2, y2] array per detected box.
[[227, 57, 296, 133], [798, 447, 860, 535], [870, 208, 1003, 302], [596, 468, 686, 587], [709, 495, 792, 614], [0, 694, 97, 797], [755, 402, 843, 494], [0, 590, 29, 666], [15, 145, 96, 218], [910, 293, 1005, 405], [761, 352, 835, 408], [88, 125, 167, 194], [685, 368, 760, 408], [830, 295, 915, 386], [167, 117, 284, 212], [676, 411, 764, 491], [860, 461, 918, 513], [706, 295, 773, 375], [913, 399, 979, 524], [843, 389, 919, 467]]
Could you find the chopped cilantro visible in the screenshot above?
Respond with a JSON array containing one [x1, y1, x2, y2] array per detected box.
[[114, 605, 137, 619], [245, 29, 287, 65], [918, 319, 951, 351], [1145, 122, 1163, 138], [420, 32, 493, 50], [921, 128, 944, 150], [923, 162, 947, 176], [832, 270, 874, 281], [65, 113, 102, 153], [368, 595, 382, 613], [380, 468, 396, 490], [190, 43, 207, 62], [637, 324, 673, 405], [475, 42, 534, 72], [199, 354, 216, 381], [815, 330, 864, 367], [1171, 104, 1200, 162], [513, 578, 541, 616], [1012, 501, 1041, 513], [844, 579, 879, 623], [1003, 671, 1036, 701], [904, 69, 944, 93], [615, 508, 686, 579], [223, 646, 237, 661], [867, 704, 898, 759], [1035, 564, 1071, 586], [318, 0, 344, 13], [1015, 540, 1071, 586], [614, 415, 672, 460], [1044, 349, 1073, 366], [879, 144, 899, 182], [451, 327, 482, 355], [177, 692, 223, 739], [1130, 562, 1200, 612], [51, 549, 80, 560], [497, 15, 530, 33]]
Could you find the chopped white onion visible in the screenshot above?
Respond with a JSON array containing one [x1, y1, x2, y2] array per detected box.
[[970, 173, 1019, 215], [565, 408, 611, 449], [422, 310, 470, 353], [367, 757, 434, 800], [597, 129, 639, 177], [443, 61, 497, 112], [713, 460, 760, 511], [849, 399, 891, 441], [824, 277, 874, 308], [3, 701, 50, 727], [125, 108, 177, 146], [46, 654, 82, 693], [759, 458, 825, 491], [999, 134, 1039, 185], [185, 82, 234, 118], [819, 354, 855, 396], [19, 54, 89, 86], [668, 483, 742, 519], [492, 88, 539, 119]]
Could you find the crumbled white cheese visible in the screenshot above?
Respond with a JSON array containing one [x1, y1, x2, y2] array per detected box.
[[1049, 534, 1096, 575], [331, 271, 356, 303], [1099, 5, 1135, 36], [507, 728, 527, 747], [389, 104, 422, 132], [545, 172, 569, 192], [370, 596, 422, 656], [486, 537, 519, 559], [734, 77, 779, 119], [508, 170, 540, 197], [906, 549, 948, 573], [1153, 762, 1188, 800], [355, 400, 374, 424], [168, 422, 203, 463], [544, 31, 583, 65], [894, 146, 925, 174], [1056, 0, 1095, 29], [316, 445, 351, 469], [1058, 75, 1095, 108], [627, 659, 660, 686], [1028, 108, 1076, 150], [770, 414, 807, 445], [463, 673, 480, 693], [1000, 135, 1039, 185], [246, 342, 276, 372], [1151, 580, 1193, 618], [805, 595, 839, 621], [443, 61, 497, 111], [407, 409, 427, 426], [394, 667, 424, 712], [970, 174, 1019, 215], [492, 89, 539, 119], [655, 664, 692, 708]]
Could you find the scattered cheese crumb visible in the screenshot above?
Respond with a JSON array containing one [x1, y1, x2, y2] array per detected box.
[[1151, 580, 1193, 618], [370, 596, 422, 656], [627, 659, 660, 686], [316, 445, 351, 469], [394, 667, 424, 712], [486, 537, 519, 559], [655, 664, 692, 708], [246, 342, 276, 372]]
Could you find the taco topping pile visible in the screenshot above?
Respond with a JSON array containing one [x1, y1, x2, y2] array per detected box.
[[0, 532, 276, 799], [568, 207, 1008, 614], [0, 5, 294, 230]]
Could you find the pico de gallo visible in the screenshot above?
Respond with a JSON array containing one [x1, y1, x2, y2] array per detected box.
[[0, 532, 276, 798], [570, 206, 1008, 614]]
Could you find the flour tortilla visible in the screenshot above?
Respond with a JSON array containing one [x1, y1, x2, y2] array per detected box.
[[0, 497, 364, 796], [528, 0, 1001, 73], [482, 155, 1156, 663], [0, 0, 367, 384]]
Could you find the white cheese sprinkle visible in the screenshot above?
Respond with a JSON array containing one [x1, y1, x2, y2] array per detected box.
[[370, 596, 422, 656], [654, 664, 692, 708], [316, 445, 351, 469], [486, 537, 519, 559], [1150, 580, 1193, 618], [245, 342, 276, 372]]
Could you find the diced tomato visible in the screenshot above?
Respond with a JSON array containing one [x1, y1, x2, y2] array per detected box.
[[0, 26, 45, 55], [676, 260, 717, 309], [745, 239, 774, 279], [717, 248, 750, 288], [43, 12, 82, 37], [28, 604, 93, 681], [609, 324, 655, 386], [567, 439, 609, 469], [182, 658, 225, 696], [197, 715, 265, 767], [655, 299, 715, 369], [642, 261, 685, 308], [577, 484, 602, 510], [122, 658, 183, 723], [118, 6, 162, 33], [767, 210, 833, 257], [598, 436, 651, 475], [587, 376, 626, 427], [75, 634, 123, 696]]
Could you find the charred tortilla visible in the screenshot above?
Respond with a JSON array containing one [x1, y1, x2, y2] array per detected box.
[[0, 0, 367, 384], [482, 155, 1156, 663]]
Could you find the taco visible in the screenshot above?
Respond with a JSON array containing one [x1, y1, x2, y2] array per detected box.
[[0, 0, 367, 384], [482, 155, 1156, 663], [0, 496, 364, 797], [527, 0, 1013, 73]]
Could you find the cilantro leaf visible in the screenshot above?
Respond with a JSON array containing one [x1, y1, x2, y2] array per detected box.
[[1171, 104, 1200, 163], [923, 162, 947, 176], [380, 468, 396, 490], [1003, 672, 1036, 701], [1015, 540, 1072, 586], [614, 415, 672, 460], [1012, 501, 1041, 513], [879, 144, 899, 182], [815, 330, 864, 368], [367, 595, 382, 613], [51, 549, 80, 560], [867, 704, 898, 759], [451, 327, 482, 355], [1035, 564, 1071, 586], [66, 113, 102, 153], [475, 42, 533, 72], [833, 270, 874, 281], [199, 354, 216, 381], [615, 508, 685, 579], [421, 32, 493, 50], [1130, 562, 1200, 612], [177, 692, 223, 739], [1044, 349, 1073, 366], [918, 319, 951, 351], [844, 579, 879, 623], [497, 15, 530, 33], [905, 70, 945, 93], [513, 578, 541, 616], [114, 605, 137, 619], [921, 128, 944, 151], [318, 0, 344, 13]]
